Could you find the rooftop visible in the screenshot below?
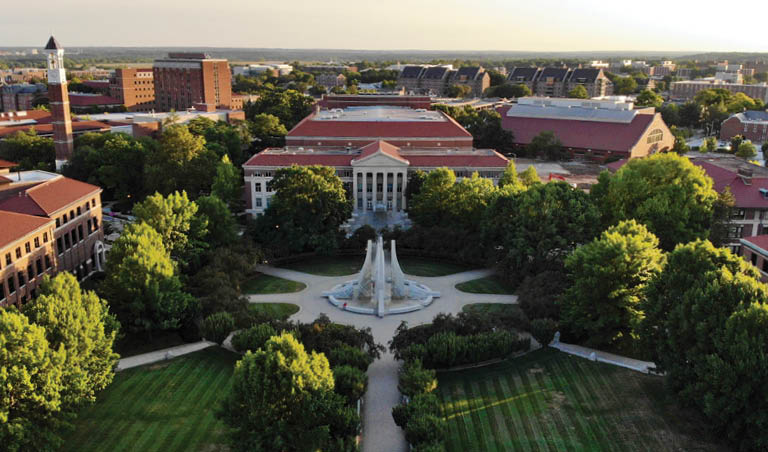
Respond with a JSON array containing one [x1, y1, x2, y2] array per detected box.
[[312, 106, 446, 123], [0, 173, 101, 216], [0, 210, 54, 250], [506, 97, 640, 124]]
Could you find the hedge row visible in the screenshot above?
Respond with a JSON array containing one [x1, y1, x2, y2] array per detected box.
[[392, 360, 446, 451], [400, 330, 530, 369]]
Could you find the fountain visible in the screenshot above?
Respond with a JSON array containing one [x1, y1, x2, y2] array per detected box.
[[323, 236, 440, 317]]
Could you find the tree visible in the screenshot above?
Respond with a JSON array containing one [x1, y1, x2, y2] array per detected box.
[[217, 333, 356, 451], [25, 273, 119, 409], [252, 165, 351, 255], [678, 102, 702, 128], [567, 85, 589, 99], [102, 222, 197, 335], [700, 136, 717, 153], [0, 130, 54, 171], [409, 168, 457, 227], [244, 89, 314, 129], [144, 124, 209, 196], [398, 359, 437, 398], [527, 131, 565, 160], [196, 195, 238, 248], [132, 191, 208, 261], [561, 220, 665, 347], [672, 134, 690, 154], [0, 309, 64, 451], [660, 103, 681, 127], [762, 141, 768, 159], [519, 166, 541, 186], [492, 182, 600, 284], [639, 240, 768, 404], [432, 105, 515, 154], [200, 312, 235, 345], [332, 365, 367, 404], [249, 113, 288, 149], [635, 90, 664, 109], [613, 76, 638, 94], [485, 83, 531, 98], [709, 187, 735, 248], [694, 303, 768, 451], [404, 170, 427, 208], [187, 116, 252, 165], [736, 140, 757, 159], [211, 155, 243, 208], [444, 84, 472, 98], [498, 161, 525, 192], [591, 153, 718, 251]]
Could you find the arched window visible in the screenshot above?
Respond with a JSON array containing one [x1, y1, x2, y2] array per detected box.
[[647, 129, 664, 144]]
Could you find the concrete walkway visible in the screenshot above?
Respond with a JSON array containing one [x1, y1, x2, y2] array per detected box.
[[116, 341, 215, 371], [550, 340, 657, 374], [248, 265, 518, 452]]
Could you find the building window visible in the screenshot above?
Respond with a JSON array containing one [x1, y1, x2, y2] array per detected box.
[[56, 218, 60, 227], [255, 198, 262, 207], [62, 213, 67, 224], [17, 272, 24, 287], [43, 232, 48, 243], [25, 242, 30, 253], [77, 207, 81, 216], [255, 182, 262, 192], [93, 218, 99, 230], [34, 237, 40, 248], [752, 253, 758, 266], [70, 210, 75, 220], [57, 237, 64, 255], [87, 219, 93, 234], [64, 234, 71, 250], [15, 248, 21, 259], [45, 255, 52, 270], [86, 202, 91, 211], [71, 230, 77, 245], [7, 276, 14, 294], [27, 265, 34, 282], [4, 253, 9, 266], [731, 209, 746, 220], [727, 226, 744, 238], [647, 129, 664, 144], [78, 225, 84, 242]]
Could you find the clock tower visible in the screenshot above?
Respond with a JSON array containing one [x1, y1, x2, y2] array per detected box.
[[44, 36, 73, 170]]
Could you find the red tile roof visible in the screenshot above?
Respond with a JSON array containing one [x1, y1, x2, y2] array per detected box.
[[355, 141, 409, 163], [0, 109, 51, 122], [500, 109, 655, 153], [0, 159, 18, 169], [243, 148, 508, 168], [0, 176, 101, 216], [742, 235, 768, 255], [287, 111, 472, 139], [0, 210, 54, 249], [693, 161, 768, 209], [69, 94, 122, 107]]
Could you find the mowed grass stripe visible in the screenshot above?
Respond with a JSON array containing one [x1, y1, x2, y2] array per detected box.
[[531, 367, 582, 450], [552, 356, 608, 449], [493, 376, 534, 452], [468, 379, 500, 451], [463, 379, 493, 451], [508, 372, 553, 452], [477, 378, 513, 450], [114, 357, 208, 452], [135, 355, 217, 452], [165, 358, 232, 451], [563, 356, 623, 451], [519, 368, 565, 451], [452, 381, 482, 450], [440, 383, 472, 452]]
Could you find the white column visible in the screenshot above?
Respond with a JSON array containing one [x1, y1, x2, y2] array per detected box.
[[376, 172, 382, 209], [385, 171, 390, 211], [401, 171, 407, 211], [352, 171, 358, 211]]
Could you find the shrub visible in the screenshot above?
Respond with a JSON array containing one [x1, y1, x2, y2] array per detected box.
[[412, 443, 446, 452], [200, 312, 234, 345], [392, 392, 440, 428], [231, 323, 276, 352], [404, 330, 530, 369], [327, 343, 374, 371], [405, 414, 446, 446], [398, 359, 437, 397], [517, 271, 567, 321], [530, 318, 559, 346], [333, 365, 368, 404]]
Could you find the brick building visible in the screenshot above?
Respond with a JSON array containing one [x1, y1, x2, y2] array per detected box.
[[740, 235, 768, 281], [499, 97, 673, 162], [0, 83, 46, 112], [318, 94, 431, 110], [397, 65, 489, 97], [44, 36, 74, 170], [243, 96, 508, 218], [153, 53, 233, 112], [506, 67, 613, 98], [0, 164, 105, 307], [316, 73, 347, 90], [109, 68, 156, 112], [670, 80, 768, 103], [720, 111, 768, 144]]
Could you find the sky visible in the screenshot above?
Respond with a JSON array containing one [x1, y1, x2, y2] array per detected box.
[[2, 0, 767, 52]]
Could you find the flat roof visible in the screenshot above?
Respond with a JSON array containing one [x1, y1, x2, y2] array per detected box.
[[313, 106, 445, 123]]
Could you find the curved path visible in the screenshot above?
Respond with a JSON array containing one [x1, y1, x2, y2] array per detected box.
[[248, 265, 518, 452]]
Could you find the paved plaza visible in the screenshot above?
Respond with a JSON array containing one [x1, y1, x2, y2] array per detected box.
[[247, 264, 519, 452]]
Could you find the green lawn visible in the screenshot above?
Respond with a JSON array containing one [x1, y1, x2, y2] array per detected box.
[[280, 255, 364, 276], [63, 348, 238, 452], [437, 348, 725, 452], [249, 302, 300, 320], [399, 256, 472, 277], [242, 274, 306, 294], [462, 303, 523, 318], [115, 330, 187, 357], [456, 276, 516, 294]]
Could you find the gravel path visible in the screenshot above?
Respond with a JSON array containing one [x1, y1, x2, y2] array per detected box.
[[248, 265, 518, 452]]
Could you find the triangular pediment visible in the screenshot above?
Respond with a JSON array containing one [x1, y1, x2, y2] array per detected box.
[[351, 140, 409, 166]]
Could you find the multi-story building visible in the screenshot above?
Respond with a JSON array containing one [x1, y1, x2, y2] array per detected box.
[[500, 97, 674, 162], [419, 66, 452, 96], [397, 66, 428, 93], [720, 111, 768, 144], [153, 53, 233, 112], [0, 164, 105, 307], [0, 83, 46, 112], [242, 96, 508, 218], [109, 68, 155, 112], [316, 73, 347, 90], [740, 235, 768, 281], [670, 80, 768, 103], [446, 67, 490, 97], [507, 67, 613, 98], [397, 65, 489, 97]]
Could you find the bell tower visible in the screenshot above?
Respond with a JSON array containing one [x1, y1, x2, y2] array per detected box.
[[44, 36, 73, 170]]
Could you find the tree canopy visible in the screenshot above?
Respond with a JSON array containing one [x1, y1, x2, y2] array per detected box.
[[0, 130, 54, 171], [567, 85, 589, 99]]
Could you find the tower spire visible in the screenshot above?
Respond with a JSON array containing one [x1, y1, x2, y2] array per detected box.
[[43, 36, 73, 171]]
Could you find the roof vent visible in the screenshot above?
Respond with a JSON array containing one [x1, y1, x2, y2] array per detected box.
[[760, 188, 768, 199], [739, 167, 753, 185]]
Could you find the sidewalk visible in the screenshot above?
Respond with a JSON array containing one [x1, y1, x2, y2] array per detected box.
[[116, 341, 216, 371], [550, 337, 656, 374]]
